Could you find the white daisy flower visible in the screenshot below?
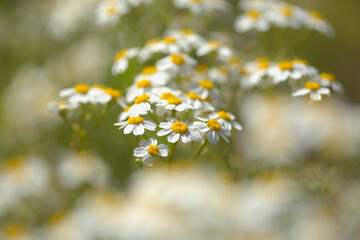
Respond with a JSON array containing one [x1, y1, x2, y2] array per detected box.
[[305, 10, 335, 37], [156, 36, 190, 54], [243, 57, 270, 73], [292, 58, 318, 76], [192, 78, 218, 99], [137, 38, 162, 62], [156, 96, 192, 112], [89, 85, 122, 104], [190, 64, 210, 83], [196, 40, 233, 61], [292, 81, 330, 101], [267, 2, 305, 29], [128, 94, 158, 116], [48, 101, 79, 115], [166, 29, 206, 49], [133, 138, 169, 166], [208, 111, 242, 131], [125, 80, 153, 103], [134, 66, 171, 87], [112, 48, 139, 75], [185, 92, 215, 111], [157, 118, 202, 143], [241, 60, 271, 88], [118, 104, 133, 121], [208, 66, 230, 84], [192, 117, 231, 144], [60, 83, 95, 104], [319, 72, 343, 93], [234, 9, 271, 33], [267, 60, 304, 84], [114, 116, 157, 136], [96, 0, 129, 26], [156, 53, 197, 77]]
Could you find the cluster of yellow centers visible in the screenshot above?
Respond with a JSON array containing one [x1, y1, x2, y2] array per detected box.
[[136, 80, 151, 88], [114, 49, 127, 60], [206, 119, 222, 131], [278, 61, 293, 71], [281, 5, 294, 17], [134, 94, 150, 104], [304, 81, 320, 91], [320, 72, 335, 82], [74, 84, 90, 94], [147, 145, 159, 157], [293, 58, 309, 65], [162, 37, 177, 44], [142, 66, 157, 75], [171, 121, 189, 134], [171, 53, 185, 65], [127, 117, 144, 125], [199, 79, 214, 90], [105, 88, 121, 99], [247, 9, 261, 19], [218, 111, 231, 121], [187, 92, 202, 101]]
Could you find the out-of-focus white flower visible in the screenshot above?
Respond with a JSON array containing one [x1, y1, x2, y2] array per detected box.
[[133, 138, 169, 166], [208, 66, 229, 84], [156, 36, 191, 54], [96, 0, 129, 25], [60, 83, 95, 104], [114, 116, 157, 135], [192, 78, 218, 99], [173, 0, 228, 15], [241, 59, 271, 88], [88, 85, 122, 104], [112, 48, 139, 75], [185, 92, 215, 111], [137, 38, 162, 62], [134, 66, 171, 89], [57, 152, 109, 189], [156, 96, 192, 112], [126, 0, 154, 7], [196, 40, 233, 61], [156, 53, 197, 77], [166, 29, 206, 49], [292, 58, 318, 76], [193, 117, 230, 143], [292, 81, 330, 101], [0, 223, 37, 240], [234, 9, 271, 33], [157, 118, 202, 143], [48, 101, 79, 115], [239, 0, 278, 10], [305, 10, 335, 37], [318, 72, 343, 93], [267, 60, 303, 84], [208, 111, 242, 131], [266, 2, 305, 29]]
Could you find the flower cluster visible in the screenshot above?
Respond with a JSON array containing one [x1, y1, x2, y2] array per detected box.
[[235, 0, 334, 37], [241, 58, 342, 101], [113, 30, 242, 166]]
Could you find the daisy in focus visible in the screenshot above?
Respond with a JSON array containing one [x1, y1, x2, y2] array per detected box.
[[127, 94, 158, 116], [133, 138, 169, 166], [60, 83, 95, 104], [157, 118, 202, 143], [193, 117, 231, 143], [156, 53, 197, 77], [292, 81, 330, 101], [208, 111, 242, 131], [114, 116, 157, 136]]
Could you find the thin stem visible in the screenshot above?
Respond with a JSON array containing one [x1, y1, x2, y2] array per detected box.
[[183, 109, 192, 121], [168, 142, 178, 164], [148, 111, 159, 124], [192, 138, 209, 161], [87, 103, 111, 137]]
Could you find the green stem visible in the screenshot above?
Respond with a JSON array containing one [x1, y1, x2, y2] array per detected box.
[[87, 103, 111, 137], [168, 142, 178, 164], [192, 138, 209, 161], [148, 111, 159, 124], [183, 109, 192, 121]]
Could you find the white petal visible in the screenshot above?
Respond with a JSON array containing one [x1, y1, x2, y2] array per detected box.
[[181, 134, 192, 144], [139, 139, 149, 148], [292, 88, 310, 97], [157, 128, 172, 136], [142, 155, 155, 166], [158, 144, 169, 157], [143, 120, 157, 131], [124, 124, 133, 134], [231, 121, 243, 131], [167, 132, 180, 143], [219, 132, 230, 143], [134, 147, 148, 157], [207, 130, 219, 144], [190, 130, 202, 142], [133, 124, 145, 136]]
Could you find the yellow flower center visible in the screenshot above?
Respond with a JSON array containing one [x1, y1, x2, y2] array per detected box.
[[304, 81, 320, 91], [191, 0, 202, 2], [58, 102, 67, 108], [196, 64, 208, 73], [282, 5, 293, 17], [258, 62, 270, 70], [199, 79, 214, 90], [293, 58, 309, 65], [3, 224, 26, 237], [208, 40, 221, 48], [147, 145, 159, 157], [74, 84, 89, 94], [206, 119, 221, 131], [171, 121, 189, 134], [127, 117, 144, 125], [124, 105, 132, 112], [256, 57, 269, 63], [105, 88, 121, 99], [170, 54, 185, 65], [4, 157, 23, 170], [161, 92, 176, 100], [218, 111, 231, 121], [320, 72, 335, 82], [146, 38, 160, 45], [142, 66, 157, 75], [136, 80, 151, 88], [107, 6, 117, 15], [278, 61, 293, 71], [182, 29, 195, 35], [309, 10, 325, 20], [114, 49, 127, 60], [247, 10, 261, 19], [167, 97, 182, 105], [163, 37, 176, 44], [187, 92, 202, 100], [92, 84, 107, 89], [134, 94, 150, 104], [217, 66, 229, 75]]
